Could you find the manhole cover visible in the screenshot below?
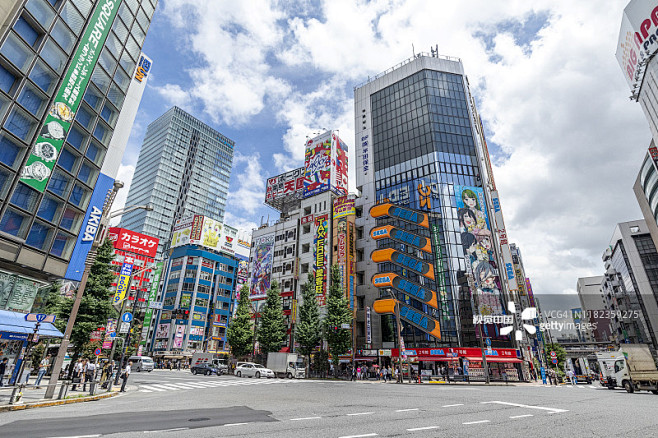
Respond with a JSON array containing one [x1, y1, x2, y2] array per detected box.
[[189, 417, 210, 422]]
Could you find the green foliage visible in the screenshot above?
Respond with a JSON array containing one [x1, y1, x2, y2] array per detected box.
[[47, 239, 118, 358], [227, 285, 254, 359], [324, 264, 352, 362], [30, 343, 45, 366], [296, 273, 322, 358], [313, 349, 330, 375], [545, 343, 567, 375], [258, 280, 287, 353]]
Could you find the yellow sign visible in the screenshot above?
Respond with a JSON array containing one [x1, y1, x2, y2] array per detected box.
[[112, 274, 130, 304]]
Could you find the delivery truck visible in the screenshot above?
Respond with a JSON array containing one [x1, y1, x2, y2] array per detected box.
[[267, 352, 305, 379], [602, 344, 658, 393]]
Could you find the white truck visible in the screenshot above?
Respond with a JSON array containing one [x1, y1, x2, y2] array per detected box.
[[267, 352, 305, 379], [595, 351, 623, 389], [601, 345, 658, 394], [191, 353, 228, 375]]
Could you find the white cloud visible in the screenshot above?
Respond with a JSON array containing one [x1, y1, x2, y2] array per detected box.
[[152, 83, 192, 111], [226, 152, 267, 215]]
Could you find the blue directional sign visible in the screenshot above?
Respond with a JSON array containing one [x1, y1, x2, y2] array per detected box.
[[485, 338, 491, 347], [121, 312, 133, 323], [24, 313, 56, 323], [110, 332, 116, 338]]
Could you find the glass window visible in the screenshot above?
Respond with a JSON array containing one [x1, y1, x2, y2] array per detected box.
[[60, 2, 84, 35], [100, 102, 117, 126], [74, 105, 93, 129], [131, 23, 146, 47], [4, 107, 36, 141], [10, 182, 40, 212], [98, 47, 117, 75], [0, 166, 11, 199], [104, 32, 122, 58], [91, 64, 111, 92], [85, 140, 104, 165], [14, 17, 40, 47], [70, 0, 92, 17], [83, 84, 103, 110], [51, 19, 75, 53], [37, 194, 63, 223], [50, 231, 76, 259], [0, 133, 25, 169], [125, 35, 140, 61], [26, 0, 55, 29], [112, 17, 129, 43], [40, 38, 67, 74], [17, 83, 47, 117], [66, 124, 87, 150], [119, 50, 135, 75], [107, 83, 124, 109], [47, 168, 71, 197], [0, 63, 18, 93], [25, 220, 53, 250], [93, 120, 110, 144], [125, 0, 139, 13], [114, 66, 129, 92], [29, 60, 57, 94], [1, 32, 35, 72], [77, 161, 97, 186], [57, 147, 79, 173], [69, 183, 89, 208], [137, 8, 150, 32], [118, 3, 132, 27], [0, 207, 30, 238], [59, 207, 83, 233], [142, 1, 155, 19]]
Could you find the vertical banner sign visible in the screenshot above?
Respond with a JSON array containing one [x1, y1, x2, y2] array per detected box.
[[20, 0, 122, 191], [141, 261, 163, 345], [314, 215, 328, 306], [251, 234, 274, 298], [102, 318, 116, 349], [112, 257, 134, 305], [348, 222, 355, 310], [303, 133, 332, 198], [430, 224, 450, 320], [490, 190, 518, 291], [366, 306, 372, 345]]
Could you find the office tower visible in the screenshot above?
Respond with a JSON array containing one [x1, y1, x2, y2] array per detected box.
[[0, 0, 157, 302], [576, 275, 613, 342], [353, 52, 525, 378], [120, 106, 234, 258]]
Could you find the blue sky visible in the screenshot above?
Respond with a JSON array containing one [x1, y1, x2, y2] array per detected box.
[[114, 0, 651, 301]]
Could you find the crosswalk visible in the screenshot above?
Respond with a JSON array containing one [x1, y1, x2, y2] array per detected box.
[[138, 378, 303, 393]]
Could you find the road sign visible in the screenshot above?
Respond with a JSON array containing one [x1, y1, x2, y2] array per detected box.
[[487, 347, 493, 355], [121, 312, 133, 323], [119, 322, 130, 333], [485, 338, 491, 347], [94, 348, 101, 356], [550, 350, 556, 358], [24, 313, 56, 323], [149, 301, 163, 310], [341, 323, 351, 329], [110, 332, 116, 338], [552, 358, 558, 365]]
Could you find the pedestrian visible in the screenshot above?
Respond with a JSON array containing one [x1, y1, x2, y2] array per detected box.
[[120, 361, 132, 392], [567, 369, 575, 385], [394, 367, 399, 382], [0, 357, 7, 387], [100, 361, 112, 388], [177, 360, 181, 371], [35, 354, 51, 388], [84, 360, 96, 391], [71, 359, 82, 391], [21, 360, 33, 385], [79, 359, 89, 391]]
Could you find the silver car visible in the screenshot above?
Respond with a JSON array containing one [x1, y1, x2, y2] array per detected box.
[[235, 362, 275, 378]]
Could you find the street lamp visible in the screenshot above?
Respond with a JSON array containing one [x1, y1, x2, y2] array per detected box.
[[44, 181, 151, 399]]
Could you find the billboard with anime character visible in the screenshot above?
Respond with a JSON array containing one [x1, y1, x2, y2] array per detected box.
[[251, 234, 274, 298], [303, 132, 332, 197]]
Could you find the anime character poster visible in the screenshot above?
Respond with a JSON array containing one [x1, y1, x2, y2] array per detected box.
[[303, 132, 332, 198], [332, 133, 349, 195], [251, 234, 274, 299], [455, 186, 505, 322]]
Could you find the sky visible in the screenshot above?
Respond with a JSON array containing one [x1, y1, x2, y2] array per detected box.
[[112, 0, 650, 306]]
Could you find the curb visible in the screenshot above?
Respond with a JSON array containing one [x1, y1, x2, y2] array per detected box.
[[0, 391, 118, 412]]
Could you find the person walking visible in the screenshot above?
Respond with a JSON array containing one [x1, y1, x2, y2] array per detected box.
[[120, 361, 132, 392], [0, 358, 8, 387], [34, 354, 51, 388], [84, 360, 96, 391], [567, 369, 576, 385]]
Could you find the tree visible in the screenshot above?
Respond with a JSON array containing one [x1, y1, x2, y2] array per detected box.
[[296, 273, 322, 358], [324, 264, 352, 365], [258, 280, 287, 354], [227, 285, 254, 359], [313, 349, 330, 377], [47, 239, 117, 373], [545, 343, 567, 377]]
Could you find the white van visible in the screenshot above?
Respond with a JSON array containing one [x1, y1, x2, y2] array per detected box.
[[129, 356, 154, 372]]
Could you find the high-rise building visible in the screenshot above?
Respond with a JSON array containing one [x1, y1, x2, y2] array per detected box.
[[354, 53, 527, 379], [576, 275, 612, 342], [120, 106, 234, 258], [0, 0, 157, 302], [634, 145, 658, 249], [601, 220, 658, 352]]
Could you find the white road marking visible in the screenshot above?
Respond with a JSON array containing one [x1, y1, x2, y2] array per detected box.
[[396, 408, 419, 412], [463, 420, 490, 425], [151, 384, 181, 391], [139, 385, 166, 392], [510, 414, 534, 419], [338, 434, 378, 438], [347, 412, 374, 416], [407, 426, 439, 431], [442, 404, 464, 407], [224, 423, 249, 427], [481, 401, 569, 414], [143, 428, 189, 434], [46, 435, 101, 438], [290, 416, 321, 421], [139, 389, 153, 393]]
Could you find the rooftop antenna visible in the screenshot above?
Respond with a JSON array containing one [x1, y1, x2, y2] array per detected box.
[[430, 46, 435, 57], [436, 44, 438, 56], [412, 43, 415, 58]]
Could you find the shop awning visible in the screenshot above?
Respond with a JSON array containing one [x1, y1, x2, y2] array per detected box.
[[464, 356, 522, 363], [354, 357, 377, 361], [416, 356, 459, 362], [0, 310, 63, 338]]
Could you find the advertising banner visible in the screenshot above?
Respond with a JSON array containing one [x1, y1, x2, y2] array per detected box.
[[102, 318, 116, 349], [108, 227, 159, 258], [314, 215, 328, 305], [370, 225, 432, 253], [371, 273, 438, 309], [616, 1, 658, 91], [369, 203, 429, 228], [170, 214, 237, 255], [265, 167, 305, 202], [331, 133, 349, 195], [155, 323, 170, 339], [366, 306, 372, 344], [111, 257, 134, 305], [303, 132, 332, 198], [490, 191, 518, 291], [251, 234, 274, 298], [333, 195, 356, 219], [4, 277, 44, 313], [172, 325, 185, 348], [20, 0, 122, 191], [140, 261, 163, 345]]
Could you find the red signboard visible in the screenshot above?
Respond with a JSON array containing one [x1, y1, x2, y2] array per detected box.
[[650, 146, 658, 162], [392, 347, 519, 360], [265, 167, 305, 201], [301, 214, 314, 225], [108, 228, 159, 258]]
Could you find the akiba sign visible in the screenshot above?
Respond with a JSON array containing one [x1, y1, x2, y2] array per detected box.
[[82, 206, 103, 242]]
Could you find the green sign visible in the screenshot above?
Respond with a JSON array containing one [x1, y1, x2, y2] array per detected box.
[[20, 0, 122, 192], [430, 224, 450, 321], [140, 261, 163, 346]]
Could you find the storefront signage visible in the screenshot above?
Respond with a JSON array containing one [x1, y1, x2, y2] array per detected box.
[[361, 135, 369, 174], [370, 225, 432, 253], [371, 273, 438, 309], [134, 55, 151, 82], [314, 215, 328, 305], [20, 0, 122, 192], [369, 203, 428, 228], [111, 257, 134, 305], [371, 248, 435, 280], [108, 227, 158, 258]]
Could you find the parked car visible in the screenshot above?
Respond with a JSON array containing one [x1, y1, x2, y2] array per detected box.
[[129, 356, 154, 372], [191, 363, 219, 376], [235, 362, 275, 378]]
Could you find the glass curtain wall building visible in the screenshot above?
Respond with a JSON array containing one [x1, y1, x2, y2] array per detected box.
[[120, 106, 235, 259], [0, 0, 157, 283], [354, 53, 511, 350]]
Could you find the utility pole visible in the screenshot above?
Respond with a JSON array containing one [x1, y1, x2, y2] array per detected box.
[[385, 288, 403, 383], [44, 181, 123, 399]]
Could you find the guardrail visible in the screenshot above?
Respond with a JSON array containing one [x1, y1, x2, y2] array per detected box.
[[0, 376, 108, 405]]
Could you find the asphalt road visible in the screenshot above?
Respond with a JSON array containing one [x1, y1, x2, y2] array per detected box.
[[1, 370, 657, 438]]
